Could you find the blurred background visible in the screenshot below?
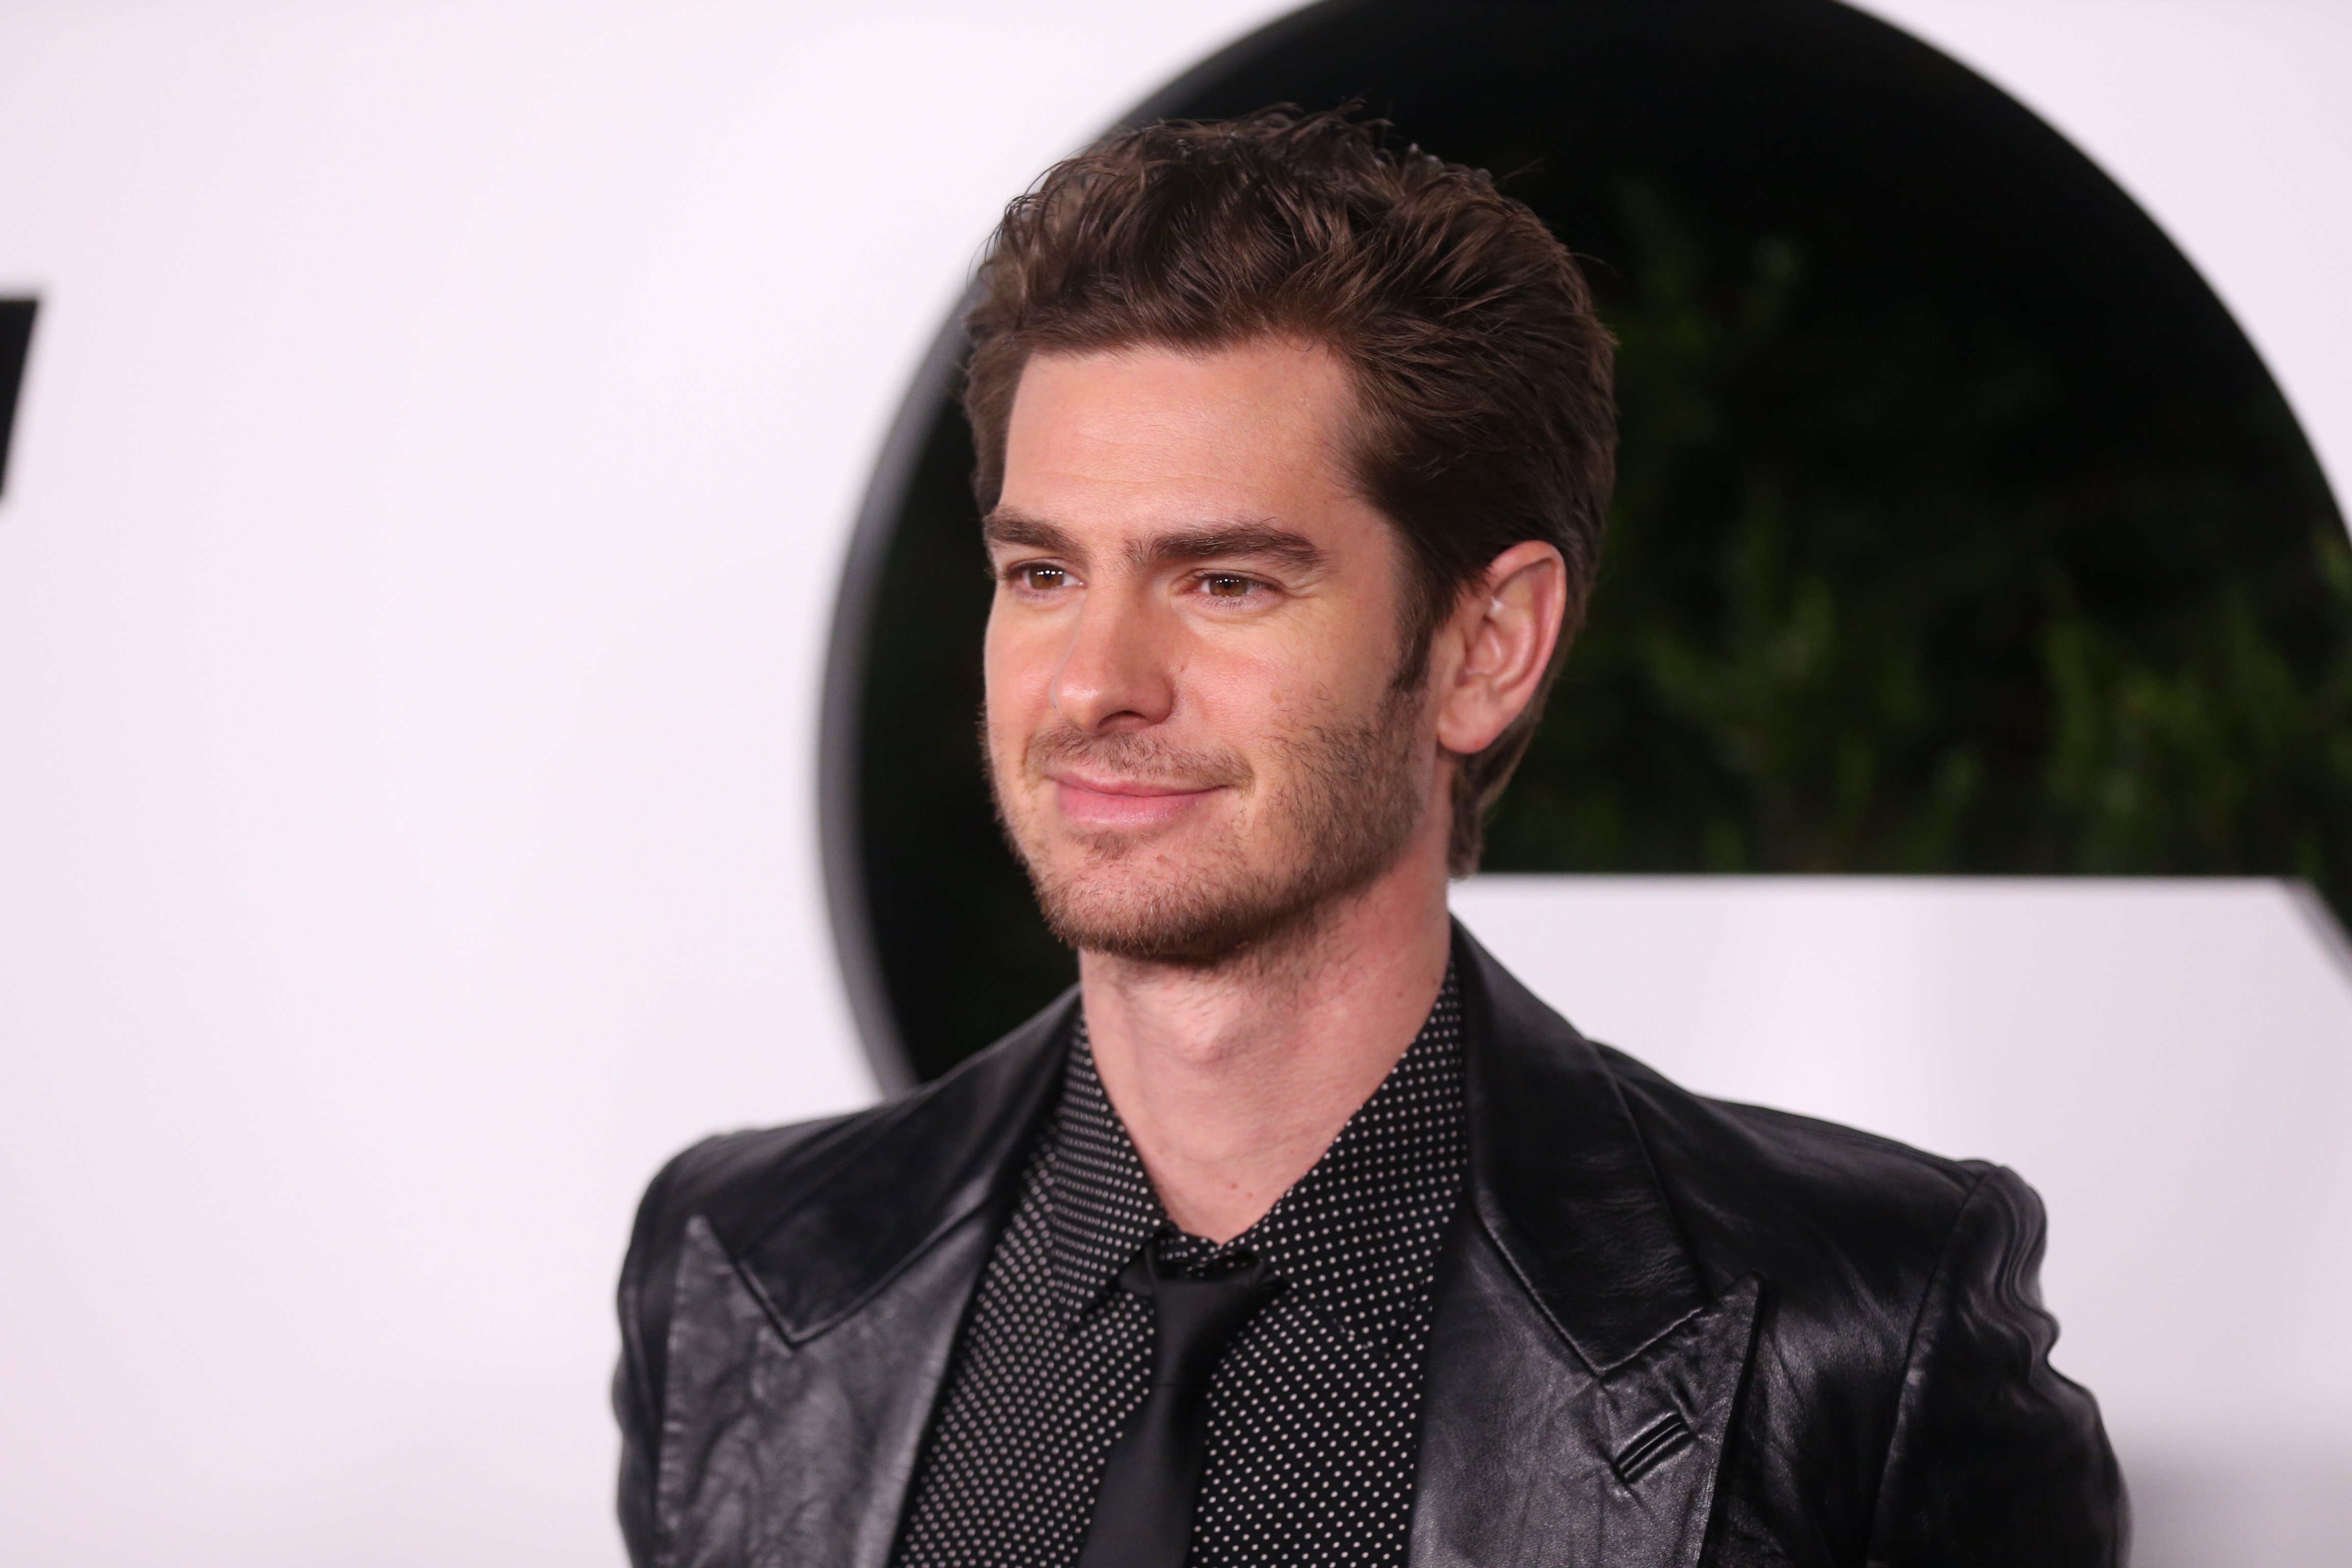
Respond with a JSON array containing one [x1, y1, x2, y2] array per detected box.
[[2, 2, 2348, 1563]]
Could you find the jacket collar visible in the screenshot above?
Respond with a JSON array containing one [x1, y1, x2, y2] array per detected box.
[[1451, 923, 1713, 1373], [723, 922, 1709, 1369], [719, 987, 1077, 1344]]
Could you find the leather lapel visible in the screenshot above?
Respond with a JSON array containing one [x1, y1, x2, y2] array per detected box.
[[718, 987, 1077, 1344], [658, 1207, 1006, 1568], [1589, 1275, 1761, 1565], [1409, 926, 1762, 1568], [652, 992, 1075, 1568], [1456, 926, 1709, 1367]]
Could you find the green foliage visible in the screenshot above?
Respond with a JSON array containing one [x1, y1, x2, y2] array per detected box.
[[2038, 533, 2352, 885], [1484, 185, 2352, 913]]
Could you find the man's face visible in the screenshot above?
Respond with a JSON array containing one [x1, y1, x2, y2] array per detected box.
[[982, 338, 1439, 965]]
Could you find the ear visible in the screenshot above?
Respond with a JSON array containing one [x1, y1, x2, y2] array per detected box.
[[1431, 540, 1569, 757]]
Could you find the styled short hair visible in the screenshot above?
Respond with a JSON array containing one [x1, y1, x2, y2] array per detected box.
[[963, 106, 1616, 872]]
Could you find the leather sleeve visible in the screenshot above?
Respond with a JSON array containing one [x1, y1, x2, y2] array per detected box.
[[1865, 1166, 2126, 1566], [615, 1138, 715, 1568]]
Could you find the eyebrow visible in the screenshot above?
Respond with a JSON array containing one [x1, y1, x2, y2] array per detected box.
[[1137, 525, 1327, 574], [982, 511, 1328, 575], [981, 512, 1079, 557]]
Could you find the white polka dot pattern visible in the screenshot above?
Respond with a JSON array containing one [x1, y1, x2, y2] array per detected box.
[[892, 972, 1467, 1568]]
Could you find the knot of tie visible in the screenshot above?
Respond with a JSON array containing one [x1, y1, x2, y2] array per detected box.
[[1073, 1246, 1283, 1568]]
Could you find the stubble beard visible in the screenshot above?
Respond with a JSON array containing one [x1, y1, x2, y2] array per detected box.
[[989, 685, 1433, 969]]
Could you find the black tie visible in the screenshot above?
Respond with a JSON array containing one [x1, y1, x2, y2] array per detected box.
[[1074, 1247, 1281, 1568]]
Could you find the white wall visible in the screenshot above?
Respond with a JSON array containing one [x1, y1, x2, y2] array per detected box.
[[0, 3, 2344, 1564], [0, 5, 1289, 1563]]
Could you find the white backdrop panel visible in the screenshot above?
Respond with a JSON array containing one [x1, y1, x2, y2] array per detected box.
[[0, 4, 1286, 1564]]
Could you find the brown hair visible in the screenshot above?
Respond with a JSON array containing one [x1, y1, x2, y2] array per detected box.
[[963, 106, 1616, 872]]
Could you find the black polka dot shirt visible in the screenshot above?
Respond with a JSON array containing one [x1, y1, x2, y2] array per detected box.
[[891, 971, 1468, 1568]]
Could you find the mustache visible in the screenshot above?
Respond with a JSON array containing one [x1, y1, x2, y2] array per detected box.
[[1021, 722, 1252, 792]]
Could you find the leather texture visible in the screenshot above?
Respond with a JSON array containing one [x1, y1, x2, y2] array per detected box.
[[615, 926, 2124, 1567]]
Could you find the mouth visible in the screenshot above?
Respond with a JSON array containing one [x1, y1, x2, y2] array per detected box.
[[1047, 771, 1227, 829]]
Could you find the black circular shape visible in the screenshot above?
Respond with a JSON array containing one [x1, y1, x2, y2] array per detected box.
[[823, 0, 2347, 1089]]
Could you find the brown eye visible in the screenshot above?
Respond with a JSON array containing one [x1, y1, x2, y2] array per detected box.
[[1017, 565, 1069, 591], [1203, 574, 1254, 599]]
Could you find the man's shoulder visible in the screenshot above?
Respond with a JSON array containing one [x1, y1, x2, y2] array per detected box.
[[630, 1065, 1019, 1268], [631, 1110, 871, 1259], [1601, 1038, 1989, 1198], [1590, 1040, 2016, 1304], [1461, 929, 2005, 1312], [622, 991, 1079, 1327], [615, 1105, 893, 1356]]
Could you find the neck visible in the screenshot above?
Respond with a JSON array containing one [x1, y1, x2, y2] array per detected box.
[[1079, 825, 1454, 1243]]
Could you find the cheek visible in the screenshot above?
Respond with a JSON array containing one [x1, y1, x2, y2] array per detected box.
[[1212, 598, 1400, 715], [1182, 641, 1368, 760], [982, 611, 1051, 750], [981, 608, 1031, 703]]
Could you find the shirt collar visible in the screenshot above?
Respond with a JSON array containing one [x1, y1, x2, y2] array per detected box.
[[1039, 968, 1468, 1355]]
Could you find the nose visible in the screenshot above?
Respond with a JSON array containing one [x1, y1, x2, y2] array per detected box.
[[1051, 581, 1177, 734]]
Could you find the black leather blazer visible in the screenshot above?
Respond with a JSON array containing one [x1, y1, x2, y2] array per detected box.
[[615, 927, 2124, 1566]]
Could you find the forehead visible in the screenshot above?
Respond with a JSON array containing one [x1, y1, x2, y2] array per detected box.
[[997, 340, 1362, 533]]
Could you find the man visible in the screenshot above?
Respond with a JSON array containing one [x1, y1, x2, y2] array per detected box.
[[616, 109, 2122, 1567]]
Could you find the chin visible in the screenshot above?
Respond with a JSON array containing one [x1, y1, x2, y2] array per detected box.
[[1042, 884, 1314, 967], [1022, 832, 1369, 968]]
